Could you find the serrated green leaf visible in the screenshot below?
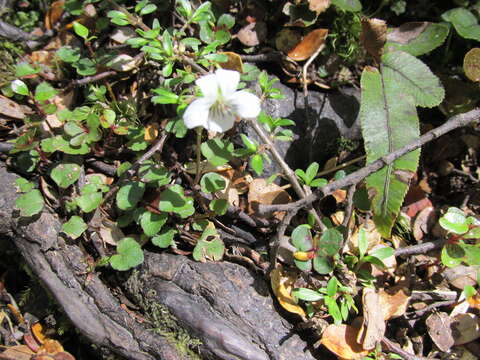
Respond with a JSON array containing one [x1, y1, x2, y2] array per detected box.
[[381, 51, 445, 108], [360, 66, 420, 238], [11, 79, 29, 96], [62, 215, 87, 239], [152, 227, 177, 248], [50, 162, 81, 188], [116, 181, 146, 210], [15, 189, 44, 217], [442, 8, 480, 41], [34, 82, 57, 102], [109, 237, 144, 271], [292, 288, 323, 302], [385, 22, 450, 57], [200, 172, 226, 193], [140, 211, 168, 236], [15, 62, 39, 77], [331, 0, 362, 12]]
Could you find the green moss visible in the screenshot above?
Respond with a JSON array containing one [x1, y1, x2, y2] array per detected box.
[[125, 270, 203, 359]]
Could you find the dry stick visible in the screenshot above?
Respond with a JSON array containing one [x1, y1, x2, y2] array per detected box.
[[249, 118, 327, 232], [240, 52, 284, 63], [62, 71, 117, 93], [394, 239, 445, 257], [340, 184, 356, 249], [381, 337, 425, 360], [316, 155, 366, 177], [258, 108, 480, 216]]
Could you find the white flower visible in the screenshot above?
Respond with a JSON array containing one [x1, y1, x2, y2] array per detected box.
[[183, 69, 261, 133]]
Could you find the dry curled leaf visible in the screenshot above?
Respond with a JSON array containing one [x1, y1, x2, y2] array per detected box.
[[144, 122, 159, 142], [236, 21, 267, 46], [45, 0, 65, 30], [248, 178, 291, 219], [452, 313, 480, 345], [345, 220, 381, 255], [0, 345, 34, 360], [0, 95, 28, 119], [308, 0, 331, 14], [287, 28, 328, 61], [360, 18, 387, 62], [426, 312, 455, 352], [270, 266, 306, 317], [379, 286, 410, 320], [357, 288, 386, 350], [464, 48, 480, 82], [218, 51, 244, 72], [321, 324, 369, 359]]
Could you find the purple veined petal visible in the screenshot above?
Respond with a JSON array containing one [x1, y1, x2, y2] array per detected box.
[[196, 73, 219, 99], [205, 107, 236, 133], [183, 98, 212, 129], [215, 69, 240, 98], [228, 90, 261, 119]]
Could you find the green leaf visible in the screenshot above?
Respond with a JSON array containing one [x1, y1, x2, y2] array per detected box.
[[209, 199, 228, 215], [116, 181, 146, 210], [331, 0, 362, 12], [15, 62, 39, 77], [370, 246, 394, 260], [73, 21, 89, 39], [200, 172, 226, 193], [442, 8, 480, 41], [360, 66, 420, 238], [191, 2, 212, 23], [439, 207, 469, 234], [250, 154, 264, 176], [152, 227, 177, 248], [162, 30, 173, 57], [464, 227, 480, 239], [193, 237, 225, 262], [310, 178, 328, 188], [140, 211, 168, 236], [11, 79, 29, 96], [76, 191, 102, 213], [313, 255, 333, 274], [151, 87, 179, 104], [15, 178, 35, 193], [159, 185, 195, 218], [107, 10, 130, 25], [358, 228, 368, 258], [240, 134, 257, 152], [62, 215, 87, 239], [109, 237, 144, 271], [324, 296, 343, 324], [50, 162, 81, 188], [57, 46, 81, 63], [441, 243, 465, 268], [326, 277, 338, 297], [217, 13, 235, 29], [140, 3, 157, 15], [381, 51, 445, 108], [291, 225, 313, 251], [73, 58, 97, 76], [318, 228, 343, 257], [201, 138, 234, 167], [305, 162, 319, 184], [34, 82, 57, 102], [292, 288, 323, 302], [15, 189, 44, 217], [385, 22, 450, 57]]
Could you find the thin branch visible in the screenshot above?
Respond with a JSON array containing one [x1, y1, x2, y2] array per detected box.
[[394, 239, 445, 257], [258, 108, 480, 215], [240, 52, 284, 63], [63, 71, 117, 93], [381, 337, 426, 360]]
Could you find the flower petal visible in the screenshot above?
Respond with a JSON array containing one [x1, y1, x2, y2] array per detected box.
[[196, 73, 219, 99], [206, 109, 235, 133], [183, 98, 212, 129], [229, 90, 261, 119], [215, 69, 240, 98]]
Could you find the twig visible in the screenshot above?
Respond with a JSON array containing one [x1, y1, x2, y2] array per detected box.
[[316, 155, 366, 177], [269, 209, 298, 272], [381, 337, 426, 360], [240, 52, 284, 63], [405, 300, 457, 318], [340, 184, 356, 251], [258, 108, 480, 215], [451, 168, 479, 183], [63, 71, 117, 93], [394, 239, 445, 257], [249, 118, 326, 232]]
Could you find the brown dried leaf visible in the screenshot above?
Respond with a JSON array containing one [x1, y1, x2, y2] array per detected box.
[[270, 266, 306, 317], [287, 28, 328, 61], [31, 322, 47, 345], [444, 265, 478, 291], [452, 313, 480, 345], [321, 324, 369, 359], [0, 345, 34, 360], [45, 0, 65, 30], [412, 206, 436, 241], [144, 122, 159, 142], [387, 22, 429, 45], [98, 219, 125, 246], [360, 18, 387, 62], [215, 174, 240, 207], [248, 178, 291, 219], [357, 288, 386, 350], [236, 21, 267, 47], [426, 312, 454, 352], [218, 52, 244, 72], [308, 0, 331, 14], [345, 220, 381, 255], [379, 286, 410, 320], [0, 95, 27, 119], [464, 48, 480, 82]]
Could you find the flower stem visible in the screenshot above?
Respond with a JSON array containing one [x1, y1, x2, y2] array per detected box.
[[194, 127, 203, 185]]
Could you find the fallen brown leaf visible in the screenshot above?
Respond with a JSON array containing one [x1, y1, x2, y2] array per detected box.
[[463, 48, 480, 82], [386, 22, 429, 45], [321, 324, 369, 359], [287, 28, 328, 61], [452, 313, 480, 345], [248, 178, 291, 220], [218, 52, 244, 72], [360, 18, 387, 62], [379, 286, 410, 320], [426, 312, 454, 352], [270, 266, 306, 317], [357, 288, 385, 350]]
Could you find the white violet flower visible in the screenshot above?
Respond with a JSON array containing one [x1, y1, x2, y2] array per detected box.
[[183, 69, 261, 133]]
